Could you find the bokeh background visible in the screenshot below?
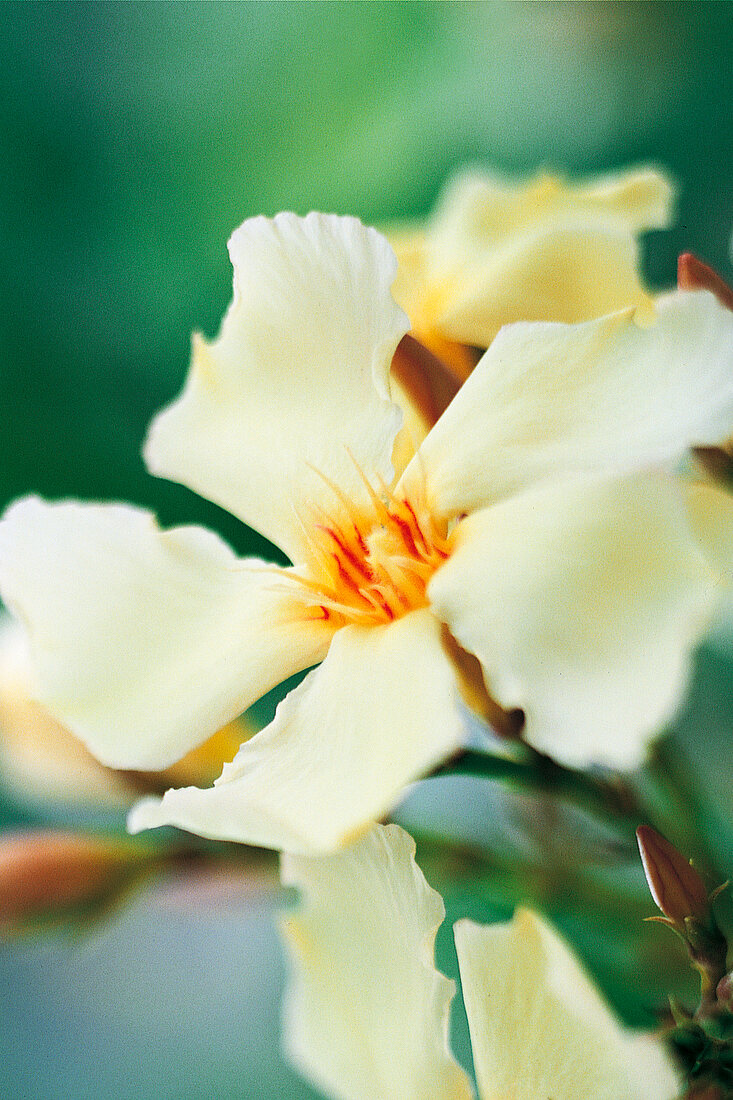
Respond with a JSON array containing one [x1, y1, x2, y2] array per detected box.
[[1, 3, 733, 1097]]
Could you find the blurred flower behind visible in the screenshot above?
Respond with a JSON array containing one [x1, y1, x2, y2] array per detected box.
[[388, 164, 673, 380]]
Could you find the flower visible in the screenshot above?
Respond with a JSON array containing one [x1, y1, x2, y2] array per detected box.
[[1, 212, 733, 854], [280, 822, 680, 1100], [389, 165, 674, 378]]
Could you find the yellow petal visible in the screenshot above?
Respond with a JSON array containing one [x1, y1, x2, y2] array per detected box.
[[145, 213, 407, 564], [576, 164, 676, 230], [428, 474, 716, 769], [437, 222, 651, 350], [281, 824, 473, 1100], [455, 909, 679, 1100], [0, 498, 334, 769], [388, 224, 428, 323], [154, 720, 248, 790], [404, 165, 673, 350], [128, 609, 466, 852]]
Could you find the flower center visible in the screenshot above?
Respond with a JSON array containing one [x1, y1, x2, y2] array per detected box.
[[294, 471, 451, 627]]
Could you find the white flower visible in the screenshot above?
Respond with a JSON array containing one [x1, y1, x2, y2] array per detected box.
[[389, 164, 674, 376], [0, 213, 732, 853], [281, 822, 680, 1100]]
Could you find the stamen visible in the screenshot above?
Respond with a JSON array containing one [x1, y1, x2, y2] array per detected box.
[[347, 456, 393, 526], [391, 512, 419, 557], [306, 461, 370, 552], [289, 459, 451, 627], [403, 499, 431, 555], [324, 527, 373, 582]]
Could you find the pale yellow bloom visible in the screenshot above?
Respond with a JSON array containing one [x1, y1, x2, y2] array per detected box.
[[390, 165, 673, 380], [281, 823, 679, 1100], [1, 213, 732, 854]]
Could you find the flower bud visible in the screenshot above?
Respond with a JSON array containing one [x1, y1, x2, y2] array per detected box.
[[636, 825, 709, 926], [0, 829, 136, 926], [678, 252, 733, 311], [715, 971, 733, 1011]]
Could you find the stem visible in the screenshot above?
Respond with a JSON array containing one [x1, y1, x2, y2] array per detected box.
[[432, 740, 728, 888], [431, 747, 643, 846], [640, 738, 728, 879]]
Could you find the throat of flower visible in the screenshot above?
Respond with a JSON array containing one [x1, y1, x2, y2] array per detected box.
[[293, 469, 450, 628]]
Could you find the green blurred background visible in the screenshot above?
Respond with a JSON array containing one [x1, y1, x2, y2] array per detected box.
[[1, 2, 733, 1097]]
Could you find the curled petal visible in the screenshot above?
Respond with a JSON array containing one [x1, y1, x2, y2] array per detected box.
[[0, 498, 334, 769], [456, 909, 679, 1100], [412, 290, 733, 519], [390, 168, 672, 371], [145, 213, 407, 564], [280, 824, 473, 1100], [128, 610, 467, 852], [420, 165, 673, 346], [428, 475, 717, 769]]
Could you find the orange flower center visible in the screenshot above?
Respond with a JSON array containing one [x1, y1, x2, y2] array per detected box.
[[294, 472, 451, 627]]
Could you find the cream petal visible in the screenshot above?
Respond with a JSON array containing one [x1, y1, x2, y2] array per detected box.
[[411, 290, 733, 519], [128, 609, 467, 852], [437, 222, 651, 350], [455, 909, 679, 1100], [145, 213, 408, 564], [390, 372, 431, 476], [428, 475, 717, 769], [0, 497, 334, 770], [279, 824, 473, 1100]]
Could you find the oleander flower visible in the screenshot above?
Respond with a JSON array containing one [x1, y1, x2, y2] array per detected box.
[[389, 164, 674, 379], [281, 823, 680, 1100], [1, 212, 733, 854]]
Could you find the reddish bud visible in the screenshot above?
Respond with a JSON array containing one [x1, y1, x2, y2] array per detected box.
[[678, 253, 733, 312], [716, 971, 733, 1011], [0, 829, 133, 924], [636, 825, 710, 925]]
